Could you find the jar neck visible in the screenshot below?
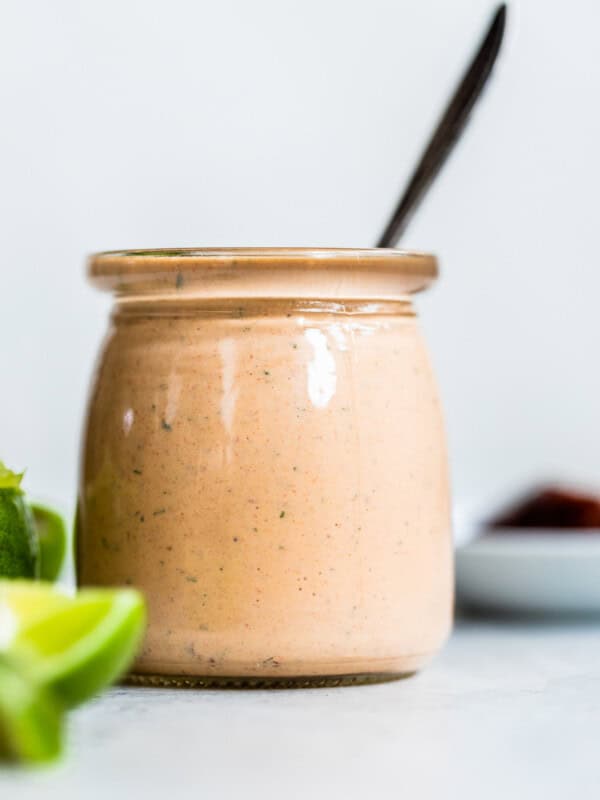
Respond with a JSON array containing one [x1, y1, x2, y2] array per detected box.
[[112, 297, 416, 321]]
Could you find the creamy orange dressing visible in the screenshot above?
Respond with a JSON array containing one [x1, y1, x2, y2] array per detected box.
[[78, 250, 452, 683]]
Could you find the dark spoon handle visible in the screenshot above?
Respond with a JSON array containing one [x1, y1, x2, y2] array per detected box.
[[376, 4, 507, 248]]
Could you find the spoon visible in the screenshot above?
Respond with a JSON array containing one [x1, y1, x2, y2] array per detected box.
[[376, 4, 507, 248]]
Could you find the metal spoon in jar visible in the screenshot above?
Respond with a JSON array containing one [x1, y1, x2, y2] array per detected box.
[[376, 4, 507, 248]]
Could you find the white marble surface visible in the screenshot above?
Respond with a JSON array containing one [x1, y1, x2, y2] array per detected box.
[[2, 619, 599, 799]]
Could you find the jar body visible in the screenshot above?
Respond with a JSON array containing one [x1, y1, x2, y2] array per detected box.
[[78, 288, 452, 685]]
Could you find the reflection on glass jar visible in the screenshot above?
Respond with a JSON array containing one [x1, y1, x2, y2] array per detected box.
[[77, 249, 453, 687]]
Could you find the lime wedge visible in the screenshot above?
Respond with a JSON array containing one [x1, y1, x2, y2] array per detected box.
[[0, 652, 63, 764], [30, 505, 67, 582], [0, 581, 145, 764], [13, 587, 146, 709]]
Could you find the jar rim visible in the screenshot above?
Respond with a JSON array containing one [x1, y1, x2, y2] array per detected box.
[[88, 248, 438, 298], [90, 247, 435, 271]]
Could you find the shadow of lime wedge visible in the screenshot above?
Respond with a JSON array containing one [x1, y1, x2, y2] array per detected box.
[[13, 589, 146, 709], [30, 505, 67, 582]]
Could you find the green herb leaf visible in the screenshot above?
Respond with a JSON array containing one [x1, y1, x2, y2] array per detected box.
[[0, 462, 24, 493]]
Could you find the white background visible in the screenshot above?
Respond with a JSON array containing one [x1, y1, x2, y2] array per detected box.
[[1, 0, 599, 515]]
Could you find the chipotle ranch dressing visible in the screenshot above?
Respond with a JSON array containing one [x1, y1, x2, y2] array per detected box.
[[78, 249, 453, 685]]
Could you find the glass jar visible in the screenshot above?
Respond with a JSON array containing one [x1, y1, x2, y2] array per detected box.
[[77, 248, 453, 687]]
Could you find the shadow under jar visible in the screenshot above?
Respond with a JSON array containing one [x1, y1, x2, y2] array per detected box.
[[77, 248, 453, 687]]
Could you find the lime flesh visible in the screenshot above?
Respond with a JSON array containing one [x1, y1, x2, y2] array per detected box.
[[0, 580, 72, 647]]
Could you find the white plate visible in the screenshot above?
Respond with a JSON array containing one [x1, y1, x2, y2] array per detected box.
[[455, 529, 600, 615]]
